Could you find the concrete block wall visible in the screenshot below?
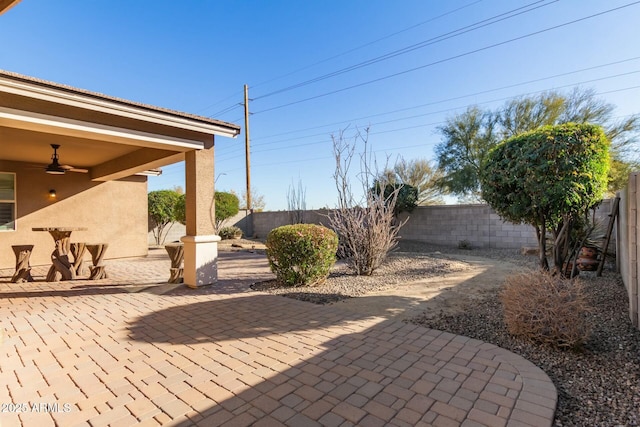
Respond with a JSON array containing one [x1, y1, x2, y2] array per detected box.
[[150, 200, 616, 251], [397, 205, 537, 249], [148, 210, 254, 246], [251, 209, 332, 238], [250, 200, 615, 249], [252, 205, 538, 249]]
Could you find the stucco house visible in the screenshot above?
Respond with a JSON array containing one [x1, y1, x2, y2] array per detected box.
[[0, 66, 240, 287]]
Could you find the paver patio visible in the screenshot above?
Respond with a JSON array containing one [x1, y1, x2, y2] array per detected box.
[[0, 249, 556, 426]]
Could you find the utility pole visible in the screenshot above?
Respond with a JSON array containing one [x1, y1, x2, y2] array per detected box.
[[244, 84, 252, 211]]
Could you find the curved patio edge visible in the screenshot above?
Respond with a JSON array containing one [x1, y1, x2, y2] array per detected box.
[[363, 320, 559, 427], [476, 339, 557, 426]]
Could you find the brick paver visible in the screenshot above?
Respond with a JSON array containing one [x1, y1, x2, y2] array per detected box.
[[0, 249, 556, 426]]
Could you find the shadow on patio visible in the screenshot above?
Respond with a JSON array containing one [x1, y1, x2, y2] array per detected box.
[[126, 293, 557, 426]]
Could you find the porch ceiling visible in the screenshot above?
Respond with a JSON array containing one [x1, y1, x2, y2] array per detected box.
[[0, 70, 240, 181], [0, 122, 188, 181], [1, 127, 144, 167]]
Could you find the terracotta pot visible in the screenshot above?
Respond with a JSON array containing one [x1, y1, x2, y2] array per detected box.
[[579, 246, 598, 258], [577, 246, 599, 271]]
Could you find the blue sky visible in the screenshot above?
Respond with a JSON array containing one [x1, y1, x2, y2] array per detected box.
[[2, 0, 639, 210]]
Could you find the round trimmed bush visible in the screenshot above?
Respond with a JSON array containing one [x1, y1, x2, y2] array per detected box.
[[266, 224, 338, 287]]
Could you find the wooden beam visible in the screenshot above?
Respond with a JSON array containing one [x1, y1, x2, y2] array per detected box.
[[91, 148, 183, 182]]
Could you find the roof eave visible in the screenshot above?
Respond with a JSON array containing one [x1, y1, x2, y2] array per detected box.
[[0, 70, 241, 139]]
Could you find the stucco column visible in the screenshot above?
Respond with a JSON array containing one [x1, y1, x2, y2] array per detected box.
[[181, 140, 220, 288]]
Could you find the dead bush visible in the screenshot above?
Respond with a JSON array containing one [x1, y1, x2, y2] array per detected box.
[[501, 272, 591, 349], [327, 127, 406, 276]]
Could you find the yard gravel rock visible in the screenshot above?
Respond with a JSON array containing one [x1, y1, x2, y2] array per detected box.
[[252, 252, 470, 304], [250, 240, 640, 426]]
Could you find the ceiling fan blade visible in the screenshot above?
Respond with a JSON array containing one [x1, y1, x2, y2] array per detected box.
[[61, 165, 88, 173]]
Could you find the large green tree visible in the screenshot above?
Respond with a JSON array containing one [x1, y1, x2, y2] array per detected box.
[[173, 191, 241, 232], [435, 107, 499, 199], [436, 88, 638, 199], [480, 123, 610, 271], [148, 190, 181, 245], [214, 191, 240, 231]]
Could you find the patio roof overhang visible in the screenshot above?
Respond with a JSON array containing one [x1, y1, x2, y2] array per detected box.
[[0, 0, 20, 15], [0, 70, 241, 181]]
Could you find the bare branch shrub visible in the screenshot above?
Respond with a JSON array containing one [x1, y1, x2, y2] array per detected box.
[[501, 272, 592, 349], [287, 178, 307, 224], [327, 128, 407, 276]]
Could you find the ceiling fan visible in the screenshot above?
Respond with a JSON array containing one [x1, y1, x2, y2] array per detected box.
[[45, 144, 88, 174]]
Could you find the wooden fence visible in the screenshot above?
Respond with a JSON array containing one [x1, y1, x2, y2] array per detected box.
[[619, 173, 640, 328]]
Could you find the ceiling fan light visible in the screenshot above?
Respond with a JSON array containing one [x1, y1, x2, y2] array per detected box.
[[46, 144, 66, 174], [46, 166, 66, 174], [46, 160, 66, 174]]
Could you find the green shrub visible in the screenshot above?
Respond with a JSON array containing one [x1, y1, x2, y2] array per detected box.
[[266, 224, 338, 287], [215, 191, 240, 230], [501, 272, 591, 349], [219, 226, 242, 240]]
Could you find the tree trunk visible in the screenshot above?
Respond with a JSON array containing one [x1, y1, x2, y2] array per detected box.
[[535, 219, 549, 270]]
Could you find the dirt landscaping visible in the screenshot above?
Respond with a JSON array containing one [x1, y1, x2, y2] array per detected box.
[[231, 238, 532, 320]]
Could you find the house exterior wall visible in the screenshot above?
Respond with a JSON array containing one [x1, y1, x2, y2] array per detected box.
[[0, 160, 148, 269]]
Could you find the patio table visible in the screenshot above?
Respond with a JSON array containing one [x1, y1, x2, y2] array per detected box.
[[32, 227, 87, 281]]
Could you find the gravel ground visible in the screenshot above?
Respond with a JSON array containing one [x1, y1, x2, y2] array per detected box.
[[252, 240, 640, 426], [252, 251, 470, 304]]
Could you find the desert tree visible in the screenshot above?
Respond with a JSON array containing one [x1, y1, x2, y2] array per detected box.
[[381, 158, 444, 205], [327, 127, 407, 276], [233, 188, 267, 212], [436, 88, 638, 199], [435, 106, 499, 200]]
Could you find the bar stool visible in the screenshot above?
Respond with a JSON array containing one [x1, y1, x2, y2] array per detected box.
[[11, 245, 34, 283], [164, 243, 184, 284], [70, 242, 87, 276], [86, 244, 108, 280]]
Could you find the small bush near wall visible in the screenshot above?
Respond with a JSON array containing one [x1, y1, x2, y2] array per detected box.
[[266, 224, 338, 287], [501, 272, 591, 349], [219, 226, 242, 240]]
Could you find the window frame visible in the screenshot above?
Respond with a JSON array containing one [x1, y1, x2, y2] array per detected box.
[[0, 172, 16, 232]]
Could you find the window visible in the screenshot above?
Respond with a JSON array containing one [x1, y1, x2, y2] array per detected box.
[[0, 173, 16, 231]]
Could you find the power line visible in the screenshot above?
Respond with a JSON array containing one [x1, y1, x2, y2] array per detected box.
[[215, 83, 640, 161], [249, 56, 640, 143], [225, 69, 640, 154], [253, 0, 556, 100], [199, 1, 484, 122], [214, 56, 640, 158], [195, 89, 244, 116], [218, 106, 640, 174], [252, 1, 640, 115], [250, 0, 484, 90]]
